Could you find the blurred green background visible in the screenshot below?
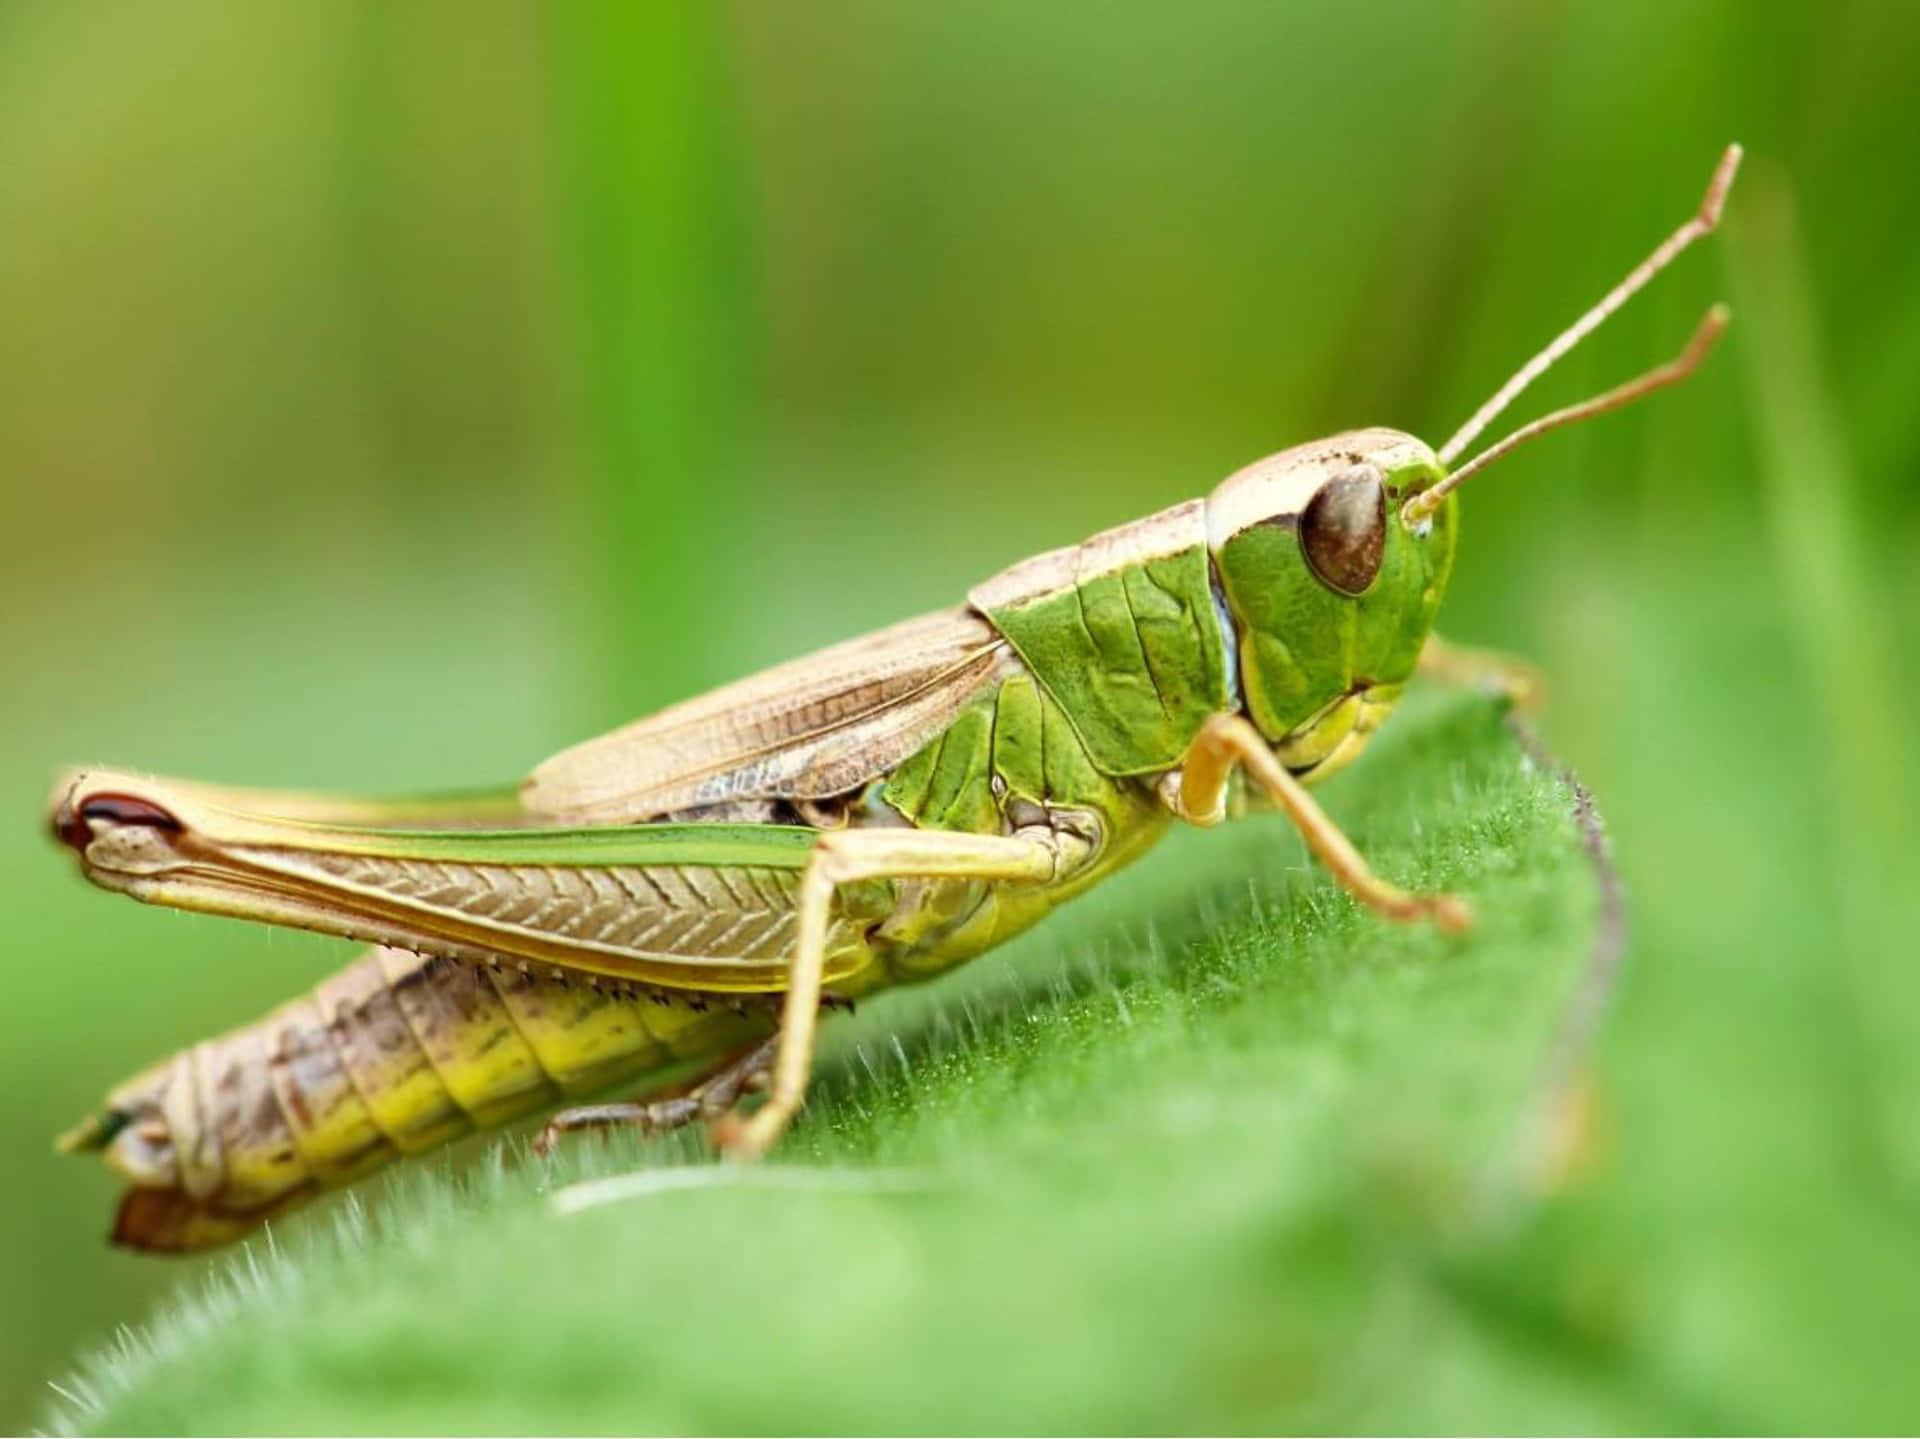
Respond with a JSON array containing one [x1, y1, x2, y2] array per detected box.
[[2, 0, 1916, 1431]]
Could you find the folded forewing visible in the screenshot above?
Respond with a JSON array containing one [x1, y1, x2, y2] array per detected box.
[[521, 606, 1012, 822], [56, 769, 876, 991]]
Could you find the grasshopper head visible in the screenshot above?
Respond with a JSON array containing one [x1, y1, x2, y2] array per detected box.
[[1204, 428, 1454, 771], [1206, 145, 1742, 773]]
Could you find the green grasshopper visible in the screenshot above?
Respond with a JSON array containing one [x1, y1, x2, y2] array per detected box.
[[50, 146, 1740, 1252]]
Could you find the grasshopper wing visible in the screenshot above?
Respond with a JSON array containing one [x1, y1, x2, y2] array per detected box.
[[52, 777, 870, 990], [522, 606, 1012, 821], [50, 607, 1009, 990]]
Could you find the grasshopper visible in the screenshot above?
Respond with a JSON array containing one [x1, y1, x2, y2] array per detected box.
[[50, 147, 1740, 1252]]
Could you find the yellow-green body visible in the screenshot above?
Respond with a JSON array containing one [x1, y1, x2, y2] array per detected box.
[[98, 949, 781, 1249]]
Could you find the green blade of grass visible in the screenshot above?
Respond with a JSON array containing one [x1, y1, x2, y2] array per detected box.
[[546, 2, 755, 717], [1727, 163, 1920, 1192]]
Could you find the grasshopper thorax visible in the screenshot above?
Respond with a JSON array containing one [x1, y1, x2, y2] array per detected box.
[[1204, 427, 1455, 767]]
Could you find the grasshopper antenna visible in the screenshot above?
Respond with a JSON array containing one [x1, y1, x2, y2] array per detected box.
[[1405, 143, 1741, 525], [1406, 303, 1729, 525]]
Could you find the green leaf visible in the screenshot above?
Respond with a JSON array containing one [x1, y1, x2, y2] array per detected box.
[[48, 695, 1630, 1435]]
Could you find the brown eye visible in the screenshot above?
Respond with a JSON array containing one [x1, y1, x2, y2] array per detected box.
[[1300, 465, 1386, 596]]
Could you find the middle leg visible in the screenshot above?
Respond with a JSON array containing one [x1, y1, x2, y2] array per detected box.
[[532, 1033, 780, 1157]]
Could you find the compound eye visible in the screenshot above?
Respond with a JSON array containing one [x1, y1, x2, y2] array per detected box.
[[1300, 465, 1386, 596]]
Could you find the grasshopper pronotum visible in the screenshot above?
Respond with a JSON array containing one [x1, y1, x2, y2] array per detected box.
[[50, 146, 1740, 1252]]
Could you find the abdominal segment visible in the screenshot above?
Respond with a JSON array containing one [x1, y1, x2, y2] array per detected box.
[[72, 946, 772, 1252]]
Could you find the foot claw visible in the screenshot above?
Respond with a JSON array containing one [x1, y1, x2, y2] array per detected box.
[[1431, 893, 1474, 933], [711, 1106, 782, 1162]]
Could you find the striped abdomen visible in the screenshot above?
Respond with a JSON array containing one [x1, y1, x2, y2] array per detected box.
[[62, 946, 770, 1251]]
